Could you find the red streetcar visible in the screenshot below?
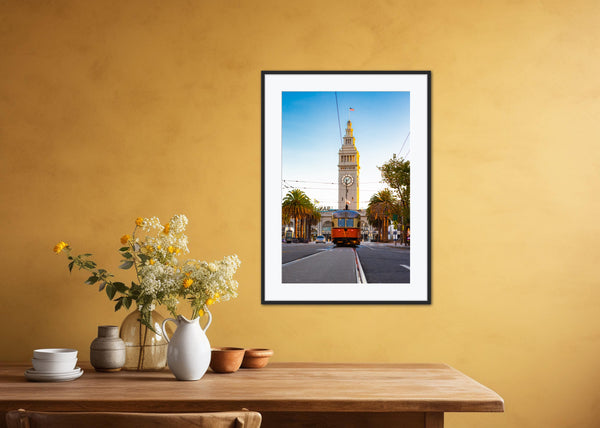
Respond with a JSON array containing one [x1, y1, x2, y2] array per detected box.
[[331, 208, 361, 246]]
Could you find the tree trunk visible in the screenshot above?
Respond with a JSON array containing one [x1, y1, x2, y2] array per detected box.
[[294, 216, 298, 238], [383, 217, 388, 242]]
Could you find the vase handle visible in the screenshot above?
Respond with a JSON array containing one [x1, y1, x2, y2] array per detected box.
[[161, 318, 177, 343], [202, 309, 212, 332]]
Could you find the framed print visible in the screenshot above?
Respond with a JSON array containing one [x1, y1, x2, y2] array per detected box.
[[262, 71, 430, 304]]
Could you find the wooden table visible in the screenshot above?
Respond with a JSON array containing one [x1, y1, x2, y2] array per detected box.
[[0, 362, 503, 427]]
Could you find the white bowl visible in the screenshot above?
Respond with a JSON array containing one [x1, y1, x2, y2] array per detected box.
[[33, 348, 78, 360], [32, 357, 77, 373]]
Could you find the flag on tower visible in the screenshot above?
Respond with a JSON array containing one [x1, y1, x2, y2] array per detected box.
[[349, 107, 354, 111]]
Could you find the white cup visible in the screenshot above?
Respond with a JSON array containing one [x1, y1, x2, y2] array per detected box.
[[32, 357, 77, 373], [33, 348, 78, 360]]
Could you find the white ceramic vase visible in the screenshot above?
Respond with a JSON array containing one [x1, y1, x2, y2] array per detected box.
[[161, 311, 212, 381]]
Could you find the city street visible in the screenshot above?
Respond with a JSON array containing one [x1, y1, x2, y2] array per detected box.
[[282, 242, 410, 283]]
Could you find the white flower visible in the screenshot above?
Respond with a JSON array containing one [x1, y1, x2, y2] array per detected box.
[[141, 217, 162, 232], [169, 214, 188, 234], [131, 214, 240, 319]]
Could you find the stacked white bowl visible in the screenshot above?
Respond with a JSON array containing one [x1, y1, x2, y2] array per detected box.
[[31, 348, 78, 373]]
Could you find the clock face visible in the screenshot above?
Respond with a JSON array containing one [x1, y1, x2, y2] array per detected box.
[[342, 175, 353, 186]]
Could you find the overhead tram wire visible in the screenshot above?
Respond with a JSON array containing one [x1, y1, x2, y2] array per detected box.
[[284, 179, 386, 185], [398, 131, 410, 158], [335, 92, 343, 146], [284, 179, 338, 185]]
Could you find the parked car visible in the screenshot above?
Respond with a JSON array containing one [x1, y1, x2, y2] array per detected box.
[[315, 235, 326, 244]]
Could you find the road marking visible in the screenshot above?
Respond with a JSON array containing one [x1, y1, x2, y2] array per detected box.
[[283, 248, 333, 267], [400, 264, 410, 270], [354, 249, 368, 284]]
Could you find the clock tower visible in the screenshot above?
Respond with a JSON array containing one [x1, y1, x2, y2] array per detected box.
[[338, 120, 360, 210]]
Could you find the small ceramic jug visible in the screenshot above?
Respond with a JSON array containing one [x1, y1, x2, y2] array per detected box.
[[90, 325, 126, 372], [162, 311, 212, 381]]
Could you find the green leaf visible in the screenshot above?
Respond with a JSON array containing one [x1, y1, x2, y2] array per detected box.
[[140, 317, 158, 334], [85, 276, 99, 285], [105, 284, 116, 300], [98, 281, 107, 292], [119, 260, 134, 269], [123, 297, 132, 309], [68, 261, 74, 272], [82, 253, 92, 257], [129, 286, 141, 300], [119, 247, 130, 252], [114, 300, 123, 311], [84, 261, 97, 269], [113, 282, 128, 293], [122, 252, 133, 259]]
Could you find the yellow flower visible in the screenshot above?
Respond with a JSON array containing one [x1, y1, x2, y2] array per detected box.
[[120, 234, 131, 245], [53, 241, 68, 254], [157, 245, 162, 250], [163, 223, 170, 234], [183, 278, 193, 288], [145, 246, 154, 252], [175, 248, 181, 255], [206, 298, 215, 306], [213, 293, 220, 300], [208, 263, 217, 272], [198, 309, 204, 317], [135, 217, 144, 227], [167, 246, 175, 254], [149, 259, 155, 265]]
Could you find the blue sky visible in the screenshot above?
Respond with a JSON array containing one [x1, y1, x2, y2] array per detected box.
[[282, 91, 410, 209]]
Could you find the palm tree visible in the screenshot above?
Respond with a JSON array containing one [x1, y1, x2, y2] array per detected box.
[[306, 202, 322, 240], [366, 189, 398, 242], [282, 189, 311, 239]]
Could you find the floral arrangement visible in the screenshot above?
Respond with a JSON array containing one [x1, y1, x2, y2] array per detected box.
[[54, 214, 241, 330]]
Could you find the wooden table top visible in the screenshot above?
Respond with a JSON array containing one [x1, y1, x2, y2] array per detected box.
[[0, 362, 504, 414]]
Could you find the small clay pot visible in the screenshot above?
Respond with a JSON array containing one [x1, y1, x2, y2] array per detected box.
[[90, 325, 126, 372], [210, 347, 245, 373], [241, 348, 273, 369]]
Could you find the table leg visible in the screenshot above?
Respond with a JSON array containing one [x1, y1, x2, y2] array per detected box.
[[425, 412, 444, 427]]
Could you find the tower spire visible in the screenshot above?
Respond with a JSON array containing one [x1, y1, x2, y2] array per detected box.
[[338, 121, 360, 210]]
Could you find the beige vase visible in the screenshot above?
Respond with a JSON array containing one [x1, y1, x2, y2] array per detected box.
[[90, 325, 126, 372]]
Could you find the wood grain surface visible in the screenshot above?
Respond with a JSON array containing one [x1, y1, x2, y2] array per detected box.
[[0, 362, 504, 414]]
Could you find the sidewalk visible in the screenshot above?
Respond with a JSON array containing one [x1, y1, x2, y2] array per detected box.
[[366, 242, 410, 250], [388, 244, 410, 250]]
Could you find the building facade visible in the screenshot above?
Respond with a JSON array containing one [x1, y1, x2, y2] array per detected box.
[[284, 119, 382, 243]]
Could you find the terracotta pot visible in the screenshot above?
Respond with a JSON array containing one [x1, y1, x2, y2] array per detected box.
[[210, 347, 245, 373], [241, 348, 273, 369]]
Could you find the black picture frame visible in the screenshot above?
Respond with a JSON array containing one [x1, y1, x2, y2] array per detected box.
[[262, 71, 431, 304]]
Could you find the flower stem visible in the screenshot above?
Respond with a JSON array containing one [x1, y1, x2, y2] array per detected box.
[[131, 226, 142, 285]]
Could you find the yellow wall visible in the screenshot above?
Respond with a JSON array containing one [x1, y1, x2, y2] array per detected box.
[[1, 1, 599, 426]]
